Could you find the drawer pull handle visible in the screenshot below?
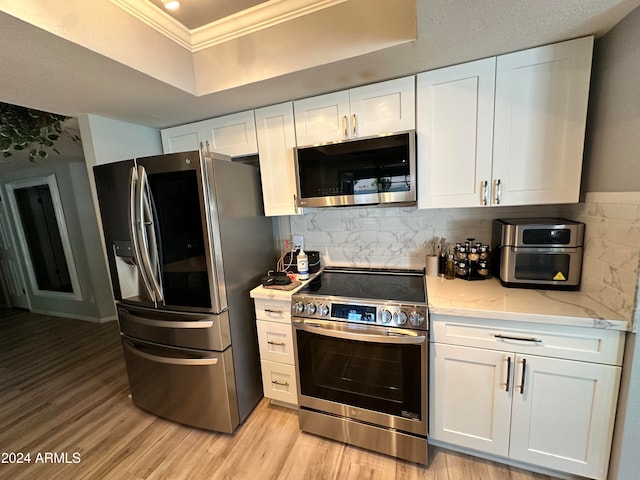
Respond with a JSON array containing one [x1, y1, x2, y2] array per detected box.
[[494, 334, 542, 343], [267, 341, 286, 347], [265, 309, 284, 314], [519, 358, 527, 395], [505, 356, 512, 392], [271, 380, 290, 387]]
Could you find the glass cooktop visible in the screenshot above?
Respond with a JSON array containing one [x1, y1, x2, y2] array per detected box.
[[301, 267, 426, 304]]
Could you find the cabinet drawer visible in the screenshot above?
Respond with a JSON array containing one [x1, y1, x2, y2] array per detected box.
[[261, 360, 298, 405], [254, 298, 291, 323], [431, 316, 624, 365], [257, 320, 295, 364]]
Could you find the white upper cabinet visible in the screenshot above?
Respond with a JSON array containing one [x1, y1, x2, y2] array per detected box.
[[417, 58, 496, 208], [161, 110, 258, 157], [417, 36, 593, 208], [294, 76, 415, 146], [492, 37, 593, 205], [255, 102, 300, 217], [160, 123, 205, 154]]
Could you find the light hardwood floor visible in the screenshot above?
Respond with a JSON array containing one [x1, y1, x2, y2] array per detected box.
[[0, 309, 556, 480]]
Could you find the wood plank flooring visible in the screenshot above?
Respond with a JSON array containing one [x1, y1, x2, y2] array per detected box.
[[0, 308, 556, 480]]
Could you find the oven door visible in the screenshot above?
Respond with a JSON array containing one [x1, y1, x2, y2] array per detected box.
[[293, 318, 427, 436]]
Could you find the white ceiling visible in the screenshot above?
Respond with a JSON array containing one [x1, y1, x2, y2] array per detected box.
[[1, 0, 639, 130]]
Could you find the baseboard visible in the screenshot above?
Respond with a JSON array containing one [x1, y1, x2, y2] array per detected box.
[[428, 438, 579, 480], [29, 308, 117, 324]]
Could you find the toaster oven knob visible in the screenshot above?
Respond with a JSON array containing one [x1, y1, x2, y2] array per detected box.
[[317, 304, 330, 317], [293, 302, 305, 315], [305, 303, 317, 315], [395, 311, 408, 325], [380, 309, 392, 323], [409, 311, 425, 327]]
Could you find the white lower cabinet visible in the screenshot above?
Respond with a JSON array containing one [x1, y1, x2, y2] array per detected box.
[[430, 317, 623, 480], [253, 297, 298, 407]]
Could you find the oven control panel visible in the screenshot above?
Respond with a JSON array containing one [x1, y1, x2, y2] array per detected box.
[[291, 297, 427, 330]]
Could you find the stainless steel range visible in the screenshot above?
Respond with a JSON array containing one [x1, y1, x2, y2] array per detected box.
[[291, 267, 428, 464]]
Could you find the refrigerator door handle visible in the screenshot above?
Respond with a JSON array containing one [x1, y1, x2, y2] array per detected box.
[[136, 165, 164, 303], [129, 166, 155, 301], [118, 307, 214, 329], [123, 340, 220, 366]]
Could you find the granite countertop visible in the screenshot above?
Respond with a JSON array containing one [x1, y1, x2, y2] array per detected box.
[[427, 276, 630, 331]]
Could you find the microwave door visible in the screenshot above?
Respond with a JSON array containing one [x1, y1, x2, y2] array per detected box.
[[137, 152, 222, 314]]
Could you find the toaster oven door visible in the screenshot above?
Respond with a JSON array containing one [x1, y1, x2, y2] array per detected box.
[[500, 247, 583, 289]]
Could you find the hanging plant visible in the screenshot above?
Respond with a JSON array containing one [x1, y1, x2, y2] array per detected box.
[[0, 102, 80, 162]]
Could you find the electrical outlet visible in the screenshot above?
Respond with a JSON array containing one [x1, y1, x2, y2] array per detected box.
[[292, 235, 304, 251]]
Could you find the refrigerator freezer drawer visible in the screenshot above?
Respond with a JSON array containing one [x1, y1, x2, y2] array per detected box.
[[118, 304, 231, 351], [122, 338, 239, 433]]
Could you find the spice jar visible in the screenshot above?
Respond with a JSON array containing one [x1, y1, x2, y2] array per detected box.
[[477, 260, 490, 277]]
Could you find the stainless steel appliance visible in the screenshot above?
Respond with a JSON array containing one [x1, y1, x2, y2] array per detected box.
[[294, 130, 416, 208], [492, 218, 585, 290], [291, 267, 428, 464], [93, 150, 274, 433]]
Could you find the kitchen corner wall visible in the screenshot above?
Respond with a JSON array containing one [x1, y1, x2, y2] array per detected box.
[[285, 203, 560, 270], [561, 192, 640, 329]]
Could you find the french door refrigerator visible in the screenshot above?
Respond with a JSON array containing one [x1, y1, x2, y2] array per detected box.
[[94, 150, 274, 433]]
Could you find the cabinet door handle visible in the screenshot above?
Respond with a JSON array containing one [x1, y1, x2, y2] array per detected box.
[[494, 334, 542, 343], [519, 358, 527, 395], [267, 340, 286, 347], [505, 356, 512, 392], [264, 309, 284, 314], [493, 178, 502, 204], [342, 115, 348, 138], [480, 180, 489, 205], [351, 113, 357, 137], [271, 380, 290, 387]]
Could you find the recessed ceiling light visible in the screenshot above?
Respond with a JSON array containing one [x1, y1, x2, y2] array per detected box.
[[162, 0, 180, 10]]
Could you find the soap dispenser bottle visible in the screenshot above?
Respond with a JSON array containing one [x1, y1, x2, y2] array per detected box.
[[297, 249, 309, 280]]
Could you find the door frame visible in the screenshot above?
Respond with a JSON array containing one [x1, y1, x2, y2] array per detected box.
[[5, 174, 83, 302]]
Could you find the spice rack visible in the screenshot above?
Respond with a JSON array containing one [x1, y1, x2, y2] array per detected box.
[[453, 239, 491, 280]]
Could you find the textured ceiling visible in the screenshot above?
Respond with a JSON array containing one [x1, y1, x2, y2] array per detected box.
[[1, 0, 639, 131]]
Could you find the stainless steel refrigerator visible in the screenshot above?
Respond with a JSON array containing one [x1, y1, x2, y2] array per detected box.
[[93, 150, 274, 433]]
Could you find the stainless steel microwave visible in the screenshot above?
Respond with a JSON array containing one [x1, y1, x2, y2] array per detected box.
[[491, 218, 585, 290], [294, 130, 416, 208]]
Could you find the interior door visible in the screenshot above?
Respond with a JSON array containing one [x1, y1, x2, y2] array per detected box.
[[0, 194, 29, 309]]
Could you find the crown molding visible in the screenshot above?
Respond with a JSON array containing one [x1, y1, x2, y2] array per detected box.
[[111, 0, 347, 52]]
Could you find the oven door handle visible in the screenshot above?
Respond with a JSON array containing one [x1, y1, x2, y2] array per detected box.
[[292, 319, 426, 345]]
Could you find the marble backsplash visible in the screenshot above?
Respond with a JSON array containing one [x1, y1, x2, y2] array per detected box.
[[276, 193, 640, 326], [282, 203, 561, 269], [560, 192, 640, 328]]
